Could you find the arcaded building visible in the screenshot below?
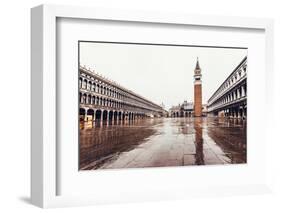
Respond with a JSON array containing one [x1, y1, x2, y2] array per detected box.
[[79, 66, 164, 122], [207, 56, 247, 118]]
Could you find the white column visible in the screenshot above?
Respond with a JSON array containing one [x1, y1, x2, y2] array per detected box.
[[100, 110, 104, 124], [241, 86, 245, 97], [93, 110, 96, 121], [107, 112, 110, 124], [84, 109, 88, 121]]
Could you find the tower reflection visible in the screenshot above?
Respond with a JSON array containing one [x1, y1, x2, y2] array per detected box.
[[194, 118, 204, 165]]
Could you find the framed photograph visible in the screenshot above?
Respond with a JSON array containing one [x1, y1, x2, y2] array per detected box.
[[31, 4, 274, 208]]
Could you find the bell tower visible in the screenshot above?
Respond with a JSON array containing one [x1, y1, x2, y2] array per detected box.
[[194, 57, 202, 117]]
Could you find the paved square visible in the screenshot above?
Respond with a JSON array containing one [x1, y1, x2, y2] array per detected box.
[[80, 117, 246, 170]]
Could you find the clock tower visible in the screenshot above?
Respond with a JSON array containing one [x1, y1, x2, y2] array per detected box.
[[194, 57, 202, 117]]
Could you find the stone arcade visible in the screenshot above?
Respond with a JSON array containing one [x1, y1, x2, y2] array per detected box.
[[79, 66, 164, 124], [207, 56, 247, 119]]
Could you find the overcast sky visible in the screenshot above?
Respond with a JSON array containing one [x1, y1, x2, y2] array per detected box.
[[79, 42, 247, 110]]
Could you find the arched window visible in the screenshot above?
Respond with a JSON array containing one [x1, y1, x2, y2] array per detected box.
[[79, 92, 82, 103], [92, 96, 96, 105], [87, 95, 91, 104], [82, 94, 87, 104], [87, 81, 92, 91], [83, 79, 87, 89], [243, 65, 247, 74], [79, 78, 82, 88]]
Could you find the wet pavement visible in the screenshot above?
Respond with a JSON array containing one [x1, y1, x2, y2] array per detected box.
[[79, 117, 246, 170]]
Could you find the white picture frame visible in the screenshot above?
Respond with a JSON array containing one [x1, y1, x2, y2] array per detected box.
[[31, 4, 274, 208]]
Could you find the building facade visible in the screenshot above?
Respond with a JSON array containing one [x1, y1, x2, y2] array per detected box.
[[160, 103, 169, 117], [207, 56, 247, 119], [169, 101, 194, 117], [79, 66, 164, 123], [194, 58, 202, 117]]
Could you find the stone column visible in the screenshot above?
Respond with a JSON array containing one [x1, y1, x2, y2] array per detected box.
[[84, 109, 88, 121], [107, 112, 110, 125], [100, 110, 104, 125], [93, 110, 96, 121], [241, 86, 245, 97]]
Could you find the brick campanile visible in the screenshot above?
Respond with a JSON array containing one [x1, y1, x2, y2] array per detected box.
[[194, 57, 202, 117]]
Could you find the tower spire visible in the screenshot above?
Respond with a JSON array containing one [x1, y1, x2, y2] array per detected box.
[[195, 57, 201, 70]]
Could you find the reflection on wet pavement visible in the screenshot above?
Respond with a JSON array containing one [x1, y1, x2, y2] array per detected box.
[[79, 117, 246, 170]]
